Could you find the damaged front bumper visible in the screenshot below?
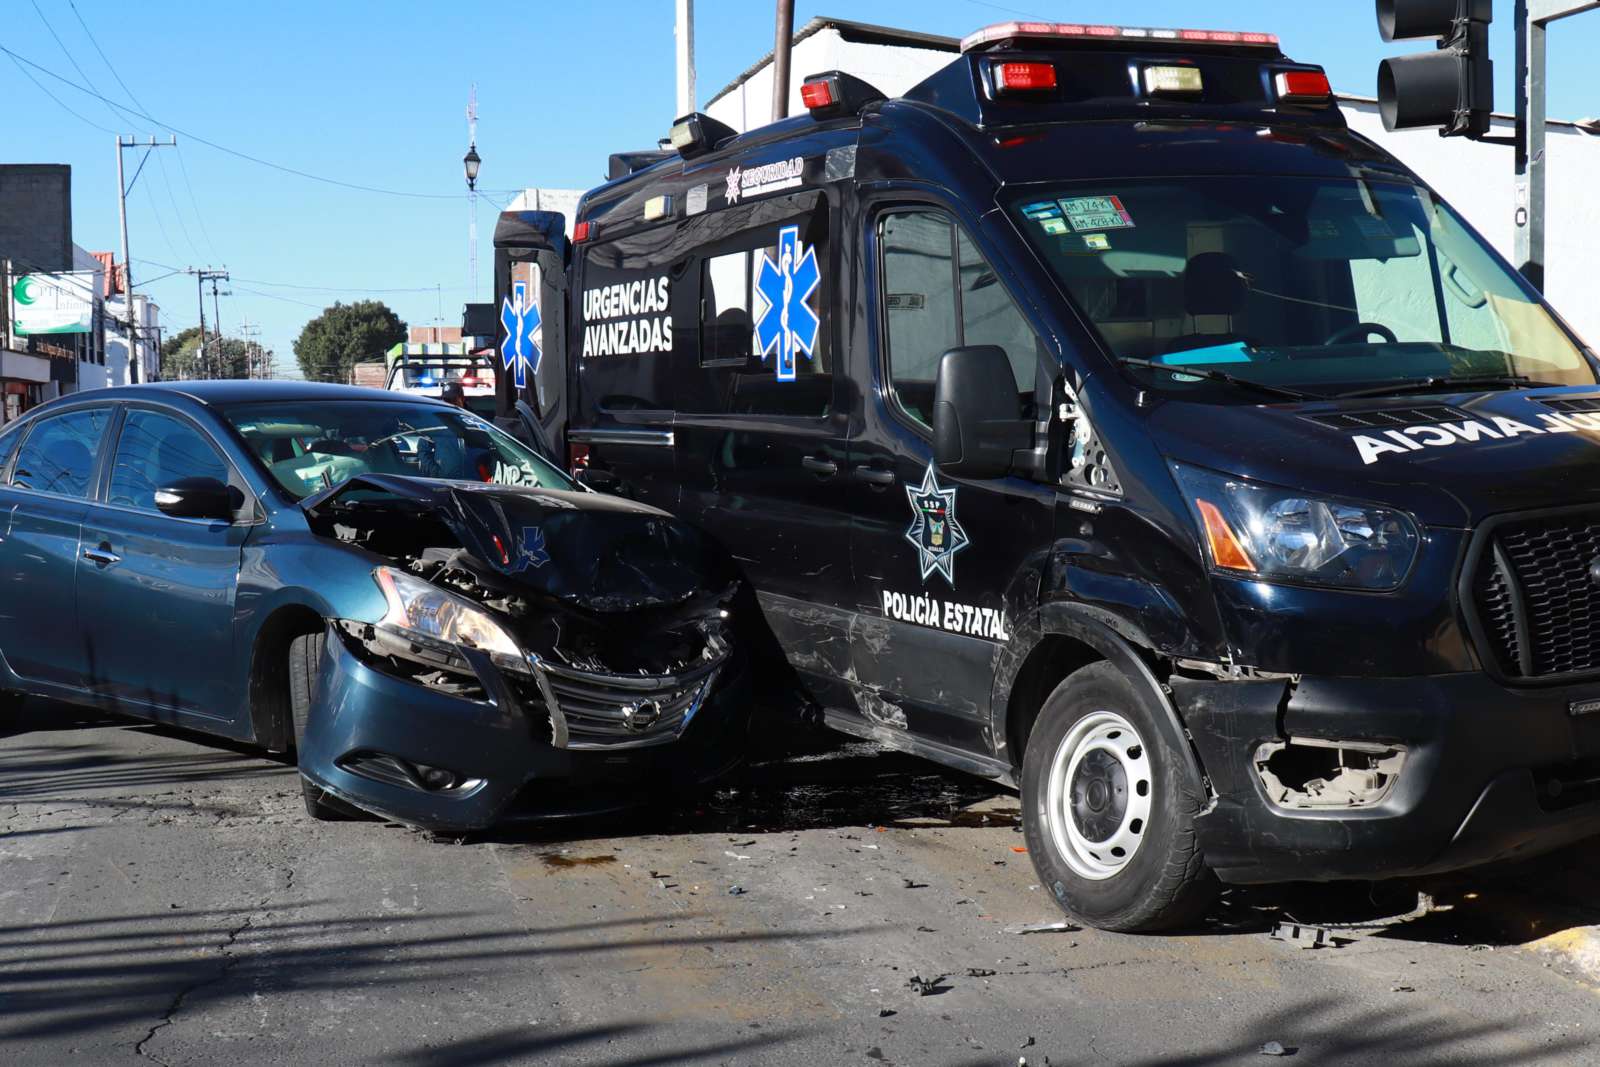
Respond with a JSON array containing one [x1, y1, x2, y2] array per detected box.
[[298, 623, 749, 832], [1174, 670, 1600, 884]]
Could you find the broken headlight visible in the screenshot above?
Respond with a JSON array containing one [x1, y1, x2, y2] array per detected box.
[[1174, 464, 1419, 590], [373, 566, 528, 671]]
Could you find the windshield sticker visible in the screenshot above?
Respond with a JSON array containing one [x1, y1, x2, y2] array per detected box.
[[1082, 233, 1111, 251], [1060, 195, 1135, 231], [1022, 200, 1063, 219], [580, 276, 673, 359], [881, 589, 1010, 641], [726, 156, 804, 205], [753, 225, 821, 381], [905, 462, 969, 585], [1350, 412, 1598, 465], [1040, 217, 1070, 236]]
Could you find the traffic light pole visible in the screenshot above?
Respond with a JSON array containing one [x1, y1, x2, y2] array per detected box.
[[1514, 0, 1599, 288]]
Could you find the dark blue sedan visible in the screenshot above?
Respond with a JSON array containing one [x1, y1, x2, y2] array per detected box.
[[0, 382, 749, 830]]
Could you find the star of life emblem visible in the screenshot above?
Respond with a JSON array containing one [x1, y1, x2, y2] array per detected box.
[[904, 463, 969, 586], [499, 277, 541, 390], [725, 166, 742, 204], [753, 225, 821, 382]]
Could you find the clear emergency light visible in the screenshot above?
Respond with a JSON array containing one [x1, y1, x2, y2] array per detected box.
[[961, 22, 1280, 53]]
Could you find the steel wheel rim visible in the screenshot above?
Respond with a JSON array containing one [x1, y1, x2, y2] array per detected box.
[[1044, 709, 1153, 881]]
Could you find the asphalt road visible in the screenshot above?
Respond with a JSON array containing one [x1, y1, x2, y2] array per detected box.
[[5, 698, 1600, 1066]]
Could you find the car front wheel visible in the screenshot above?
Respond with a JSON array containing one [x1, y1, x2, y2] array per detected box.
[[1021, 662, 1217, 932], [288, 630, 361, 822]]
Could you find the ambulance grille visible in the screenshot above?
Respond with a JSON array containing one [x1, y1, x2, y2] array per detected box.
[[1541, 396, 1600, 414], [1467, 510, 1600, 681], [1304, 405, 1465, 431]]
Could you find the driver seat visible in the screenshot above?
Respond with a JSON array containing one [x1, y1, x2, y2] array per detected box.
[[1165, 251, 1251, 356]]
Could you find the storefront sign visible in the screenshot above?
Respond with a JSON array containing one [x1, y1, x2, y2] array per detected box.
[[10, 272, 96, 335]]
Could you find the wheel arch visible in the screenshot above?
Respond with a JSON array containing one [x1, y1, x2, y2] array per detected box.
[[244, 601, 334, 752], [993, 603, 1207, 793]]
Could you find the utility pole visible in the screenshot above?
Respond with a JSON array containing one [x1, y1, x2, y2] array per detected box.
[[771, 0, 795, 122], [115, 135, 176, 384], [1513, 0, 1600, 288], [675, 0, 696, 117], [187, 267, 228, 379], [239, 319, 261, 379]]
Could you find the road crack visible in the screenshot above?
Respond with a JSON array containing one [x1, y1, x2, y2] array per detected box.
[[133, 913, 256, 1063]]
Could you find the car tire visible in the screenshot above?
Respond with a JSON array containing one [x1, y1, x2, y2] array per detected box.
[[1021, 661, 1218, 933], [288, 630, 357, 822]]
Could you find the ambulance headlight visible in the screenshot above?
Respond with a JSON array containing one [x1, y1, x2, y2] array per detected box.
[[1174, 464, 1419, 590]]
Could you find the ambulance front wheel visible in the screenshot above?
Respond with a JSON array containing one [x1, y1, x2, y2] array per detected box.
[[1020, 662, 1218, 933]]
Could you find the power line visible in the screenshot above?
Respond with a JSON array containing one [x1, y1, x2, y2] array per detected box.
[[0, 44, 520, 202], [2, 48, 115, 134], [172, 146, 221, 261], [132, 258, 468, 296], [29, 0, 123, 127]]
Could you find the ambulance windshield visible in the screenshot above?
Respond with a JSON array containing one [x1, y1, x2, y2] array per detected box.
[[1010, 176, 1595, 397]]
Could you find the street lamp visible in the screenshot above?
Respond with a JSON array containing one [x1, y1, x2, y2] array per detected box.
[[463, 143, 481, 191]]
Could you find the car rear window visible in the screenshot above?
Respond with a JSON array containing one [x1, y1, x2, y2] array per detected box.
[[11, 407, 110, 498]]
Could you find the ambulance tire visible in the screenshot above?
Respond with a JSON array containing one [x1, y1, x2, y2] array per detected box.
[[1021, 662, 1218, 933]]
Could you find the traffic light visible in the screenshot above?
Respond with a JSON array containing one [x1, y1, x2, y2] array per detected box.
[[1376, 0, 1494, 137]]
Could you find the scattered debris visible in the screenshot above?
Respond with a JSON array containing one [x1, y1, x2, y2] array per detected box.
[[1259, 1040, 1294, 1056], [907, 973, 950, 997], [966, 967, 996, 977], [1020, 1036, 1035, 1049], [724, 850, 751, 860], [903, 878, 928, 889], [727, 885, 746, 896], [1270, 921, 1341, 950], [1003, 920, 1081, 935], [916, 925, 937, 933], [1011, 846, 1028, 854], [1391, 984, 1416, 993], [878, 1008, 897, 1018], [955, 897, 975, 905]]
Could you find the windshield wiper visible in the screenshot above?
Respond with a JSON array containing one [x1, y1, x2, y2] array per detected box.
[[1119, 357, 1317, 402], [1334, 375, 1554, 399]]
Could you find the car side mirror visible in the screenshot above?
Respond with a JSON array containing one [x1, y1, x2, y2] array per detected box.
[[154, 477, 240, 522], [931, 345, 1032, 480]]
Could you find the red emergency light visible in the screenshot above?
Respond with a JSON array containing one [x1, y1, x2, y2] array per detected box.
[[992, 61, 1058, 93], [961, 21, 1280, 53], [1274, 69, 1333, 104], [800, 79, 835, 110], [573, 220, 593, 243]]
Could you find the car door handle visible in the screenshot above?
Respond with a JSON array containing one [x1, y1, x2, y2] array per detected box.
[[83, 545, 122, 567], [801, 456, 839, 477], [852, 465, 897, 487]]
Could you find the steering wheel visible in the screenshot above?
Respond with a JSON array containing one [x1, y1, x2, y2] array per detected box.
[[1324, 322, 1398, 345]]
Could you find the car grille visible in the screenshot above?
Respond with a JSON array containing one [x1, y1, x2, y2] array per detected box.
[[1467, 510, 1600, 680], [524, 654, 726, 750]]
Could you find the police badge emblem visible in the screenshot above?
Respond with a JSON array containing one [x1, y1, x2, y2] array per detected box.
[[904, 463, 970, 586]]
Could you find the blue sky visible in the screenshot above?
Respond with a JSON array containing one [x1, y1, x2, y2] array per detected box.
[[5, 0, 1595, 375]]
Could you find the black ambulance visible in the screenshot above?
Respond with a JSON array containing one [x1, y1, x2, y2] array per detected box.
[[496, 21, 1600, 931]]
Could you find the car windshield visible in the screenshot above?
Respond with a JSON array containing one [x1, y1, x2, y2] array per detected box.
[[1010, 176, 1596, 397], [220, 399, 572, 500]]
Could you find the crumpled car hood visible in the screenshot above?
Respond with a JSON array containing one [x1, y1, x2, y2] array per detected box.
[[302, 474, 730, 614]]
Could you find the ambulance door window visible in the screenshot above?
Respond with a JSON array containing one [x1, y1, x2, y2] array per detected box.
[[881, 211, 959, 428], [957, 228, 1043, 404], [687, 201, 832, 418]]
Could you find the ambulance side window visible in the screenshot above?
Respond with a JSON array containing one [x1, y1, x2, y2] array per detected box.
[[684, 202, 832, 418], [881, 209, 1040, 430]]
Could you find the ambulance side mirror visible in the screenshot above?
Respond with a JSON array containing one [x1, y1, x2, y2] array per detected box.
[[932, 346, 1032, 481]]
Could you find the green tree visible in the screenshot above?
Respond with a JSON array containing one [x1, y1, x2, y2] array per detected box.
[[159, 329, 268, 380], [293, 300, 406, 383]]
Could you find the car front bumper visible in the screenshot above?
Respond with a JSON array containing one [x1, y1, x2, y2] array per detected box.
[[297, 625, 750, 832], [1173, 671, 1600, 884]]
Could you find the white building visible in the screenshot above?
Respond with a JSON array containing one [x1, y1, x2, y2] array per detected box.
[[704, 16, 1600, 347], [505, 189, 586, 235]]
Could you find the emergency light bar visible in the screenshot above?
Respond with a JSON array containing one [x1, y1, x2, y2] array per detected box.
[[800, 70, 887, 119], [961, 21, 1280, 53]]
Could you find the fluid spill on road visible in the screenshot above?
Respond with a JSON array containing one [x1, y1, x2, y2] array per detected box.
[[542, 853, 618, 869]]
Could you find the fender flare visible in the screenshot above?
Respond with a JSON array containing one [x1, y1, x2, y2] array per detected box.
[[992, 602, 1207, 792]]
